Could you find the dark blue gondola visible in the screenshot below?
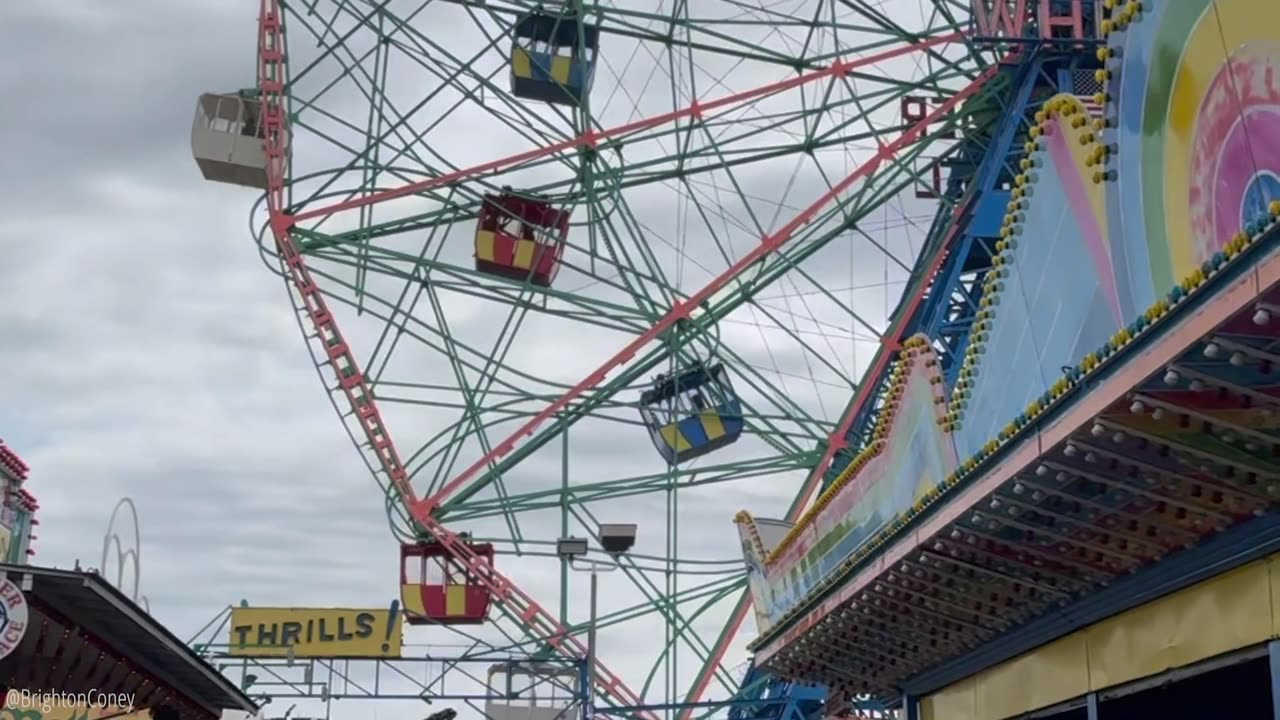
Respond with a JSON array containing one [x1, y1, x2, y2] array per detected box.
[[639, 362, 744, 465], [509, 11, 599, 107]]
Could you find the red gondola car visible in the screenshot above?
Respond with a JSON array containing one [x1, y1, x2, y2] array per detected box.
[[474, 191, 570, 287], [400, 541, 495, 625]]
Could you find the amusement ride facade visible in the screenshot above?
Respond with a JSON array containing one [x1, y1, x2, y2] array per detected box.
[[0, 443, 257, 720], [191, 0, 1280, 718]]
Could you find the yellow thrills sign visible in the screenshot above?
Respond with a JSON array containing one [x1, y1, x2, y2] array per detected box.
[[228, 607, 403, 658]]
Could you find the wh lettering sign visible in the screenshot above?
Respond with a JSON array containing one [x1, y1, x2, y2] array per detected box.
[[972, 1, 1096, 41], [971, 0, 1027, 38]]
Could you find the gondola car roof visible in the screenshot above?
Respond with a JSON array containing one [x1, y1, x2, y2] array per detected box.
[[402, 540, 495, 556], [488, 187, 557, 205], [640, 362, 724, 406], [513, 12, 601, 49]]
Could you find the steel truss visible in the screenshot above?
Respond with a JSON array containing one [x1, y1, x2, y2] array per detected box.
[[819, 40, 1106, 490], [238, 0, 1009, 716]]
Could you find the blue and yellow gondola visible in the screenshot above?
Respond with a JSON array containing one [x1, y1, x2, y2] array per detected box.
[[639, 362, 744, 465], [509, 11, 599, 107]]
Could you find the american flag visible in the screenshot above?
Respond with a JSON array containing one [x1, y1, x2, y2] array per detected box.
[[1071, 68, 1105, 118]]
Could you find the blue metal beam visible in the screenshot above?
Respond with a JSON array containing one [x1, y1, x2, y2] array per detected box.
[[1269, 641, 1280, 720], [724, 661, 828, 720], [901, 694, 920, 720], [874, 51, 1040, 386], [819, 49, 1051, 489]]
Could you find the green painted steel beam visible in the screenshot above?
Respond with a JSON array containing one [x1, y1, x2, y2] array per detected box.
[[444, 451, 818, 520], [268, 0, 992, 708], [438, 0, 929, 71], [432, 123, 966, 517]]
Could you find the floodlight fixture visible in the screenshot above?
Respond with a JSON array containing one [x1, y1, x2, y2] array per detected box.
[[598, 523, 637, 555], [556, 536, 589, 559]]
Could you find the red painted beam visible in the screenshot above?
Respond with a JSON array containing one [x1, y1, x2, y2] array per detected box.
[[258, 0, 418, 509], [290, 33, 962, 225]]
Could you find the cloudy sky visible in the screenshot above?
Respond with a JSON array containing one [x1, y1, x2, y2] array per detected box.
[[0, 1, 969, 718]]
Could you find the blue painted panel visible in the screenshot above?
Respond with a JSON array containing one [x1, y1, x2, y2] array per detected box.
[[970, 189, 1012, 238], [957, 143, 1115, 456]]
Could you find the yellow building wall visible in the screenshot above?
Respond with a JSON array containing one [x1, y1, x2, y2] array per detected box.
[[921, 553, 1280, 720]]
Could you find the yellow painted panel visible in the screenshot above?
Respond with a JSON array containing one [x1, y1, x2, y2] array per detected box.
[[229, 606, 403, 658], [920, 675, 975, 720], [446, 584, 467, 616], [976, 632, 1088, 720], [551, 55, 572, 84], [476, 229, 496, 262], [511, 47, 533, 79], [1271, 555, 1280, 637], [401, 583, 427, 617], [1085, 560, 1272, 689], [514, 239, 536, 270], [659, 423, 692, 452], [923, 552, 1280, 720], [699, 410, 726, 441]]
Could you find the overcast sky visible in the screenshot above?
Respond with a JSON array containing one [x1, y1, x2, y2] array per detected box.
[[0, 1, 960, 718]]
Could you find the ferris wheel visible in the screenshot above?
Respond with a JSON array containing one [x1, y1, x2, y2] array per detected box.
[[191, 0, 999, 714]]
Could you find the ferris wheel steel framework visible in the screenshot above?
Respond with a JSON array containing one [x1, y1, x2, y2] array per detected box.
[[251, 0, 1001, 713]]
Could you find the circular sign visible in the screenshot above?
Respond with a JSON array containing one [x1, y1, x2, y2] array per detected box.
[[0, 577, 30, 660]]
